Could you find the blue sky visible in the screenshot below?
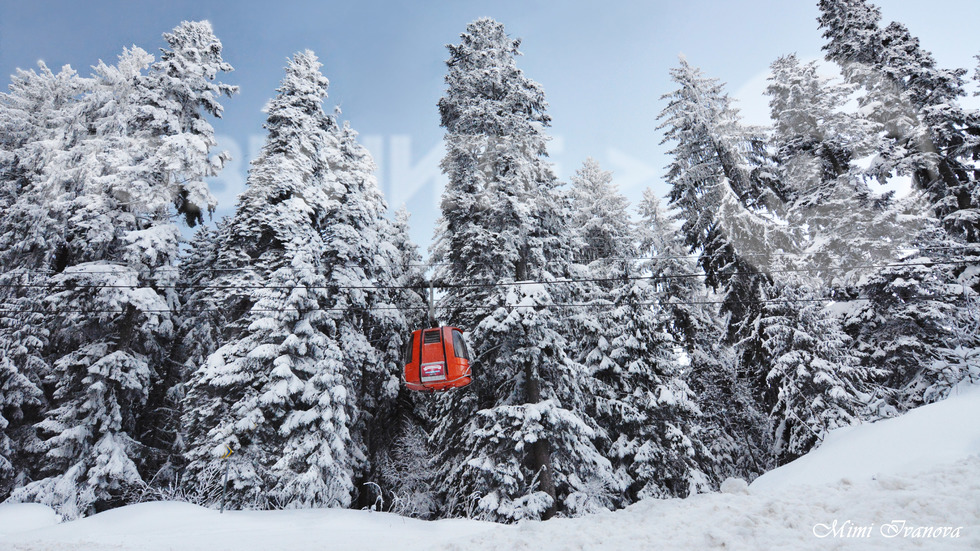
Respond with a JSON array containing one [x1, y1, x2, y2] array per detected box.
[[2, 1, 978, 250]]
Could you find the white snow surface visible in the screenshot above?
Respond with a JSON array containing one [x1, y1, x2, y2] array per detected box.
[[0, 504, 61, 539], [3, 384, 979, 550], [0, 504, 497, 551], [752, 381, 980, 492]]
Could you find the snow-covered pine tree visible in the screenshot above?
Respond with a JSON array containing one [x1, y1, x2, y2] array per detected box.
[[637, 191, 718, 365], [0, 62, 87, 275], [138, 23, 239, 473], [0, 66, 90, 434], [181, 50, 361, 510], [759, 279, 877, 465], [564, 160, 632, 469], [637, 190, 759, 482], [764, 53, 900, 287], [657, 58, 786, 476], [324, 120, 416, 510], [168, 223, 227, 476], [135, 21, 240, 464], [375, 418, 439, 518], [817, 0, 980, 414], [182, 50, 412, 511], [766, 55, 859, 191], [659, 56, 787, 372], [840, 219, 976, 413], [758, 54, 910, 463], [818, 0, 980, 245], [0, 62, 84, 500], [565, 161, 706, 503], [567, 158, 633, 266], [430, 19, 614, 521], [0, 350, 42, 500], [8, 21, 235, 519], [136, 20, 237, 227], [592, 265, 707, 501]]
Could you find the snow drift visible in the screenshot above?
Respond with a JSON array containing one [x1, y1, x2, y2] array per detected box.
[[2, 383, 978, 550]]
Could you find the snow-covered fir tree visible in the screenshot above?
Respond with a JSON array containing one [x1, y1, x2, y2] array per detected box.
[[840, 220, 977, 413], [7, 21, 235, 519], [565, 161, 707, 502], [764, 53, 900, 287], [766, 55, 860, 190], [170, 223, 227, 472], [636, 190, 759, 482], [181, 50, 411, 511], [181, 50, 358, 509], [0, 62, 83, 499], [817, 0, 980, 414], [430, 18, 615, 521], [567, 158, 633, 266], [0, 333, 44, 500], [135, 22, 240, 470], [0, 62, 87, 275], [590, 264, 707, 501], [818, 0, 980, 245], [659, 56, 793, 369], [324, 121, 416, 510], [136, 21, 237, 227], [758, 279, 877, 465], [657, 58, 784, 477], [0, 67, 91, 466], [565, 160, 633, 463], [757, 55, 907, 462]]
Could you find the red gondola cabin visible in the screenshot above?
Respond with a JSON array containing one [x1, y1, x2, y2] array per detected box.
[[403, 326, 472, 392]]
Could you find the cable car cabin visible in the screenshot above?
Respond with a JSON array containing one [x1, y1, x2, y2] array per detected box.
[[403, 326, 472, 392]]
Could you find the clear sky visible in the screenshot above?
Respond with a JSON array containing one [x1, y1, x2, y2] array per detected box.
[[2, 0, 978, 250]]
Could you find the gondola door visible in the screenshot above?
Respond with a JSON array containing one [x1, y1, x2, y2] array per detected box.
[[403, 326, 471, 392]]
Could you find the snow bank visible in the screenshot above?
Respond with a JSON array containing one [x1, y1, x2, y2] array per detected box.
[[445, 457, 979, 550], [3, 383, 978, 550], [0, 501, 497, 551], [0, 503, 60, 538], [752, 382, 980, 492], [5, 460, 976, 550], [445, 384, 980, 550]]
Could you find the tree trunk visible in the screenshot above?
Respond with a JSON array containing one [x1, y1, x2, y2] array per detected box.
[[516, 244, 557, 520], [524, 359, 557, 520]]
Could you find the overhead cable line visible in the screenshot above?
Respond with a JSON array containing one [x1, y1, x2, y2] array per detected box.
[[0, 259, 973, 293], [0, 292, 971, 317], [0, 244, 975, 276]]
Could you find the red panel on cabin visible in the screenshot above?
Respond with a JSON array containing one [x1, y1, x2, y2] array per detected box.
[[404, 326, 471, 392]]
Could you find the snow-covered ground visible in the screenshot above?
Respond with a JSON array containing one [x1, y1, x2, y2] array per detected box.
[[3, 384, 979, 551]]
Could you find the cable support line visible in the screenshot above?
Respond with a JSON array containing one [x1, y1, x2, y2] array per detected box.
[[0, 292, 969, 317], [1, 244, 976, 276], [562, 243, 980, 263], [420, 244, 979, 267], [0, 259, 975, 293]]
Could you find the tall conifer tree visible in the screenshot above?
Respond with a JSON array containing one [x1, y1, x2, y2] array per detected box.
[[181, 51, 360, 509], [430, 19, 613, 521], [818, 0, 980, 244], [8, 22, 235, 519], [657, 58, 782, 476]]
